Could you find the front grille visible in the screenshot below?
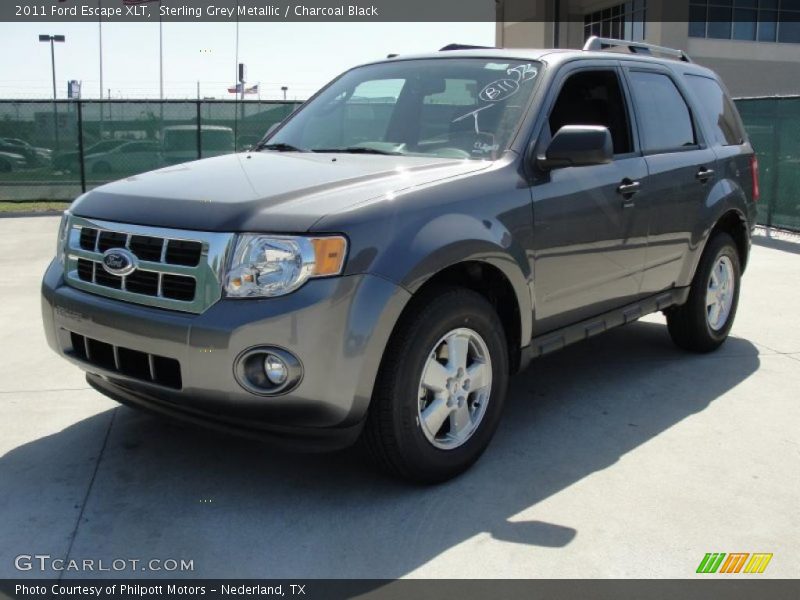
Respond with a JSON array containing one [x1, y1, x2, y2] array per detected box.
[[165, 240, 202, 266], [69, 331, 182, 389], [75, 257, 195, 300], [130, 235, 164, 262], [97, 230, 128, 252], [79, 226, 202, 267], [126, 269, 159, 295], [64, 216, 234, 314], [162, 274, 196, 300]]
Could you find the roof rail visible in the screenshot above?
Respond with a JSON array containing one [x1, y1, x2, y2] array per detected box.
[[439, 43, 496, 51], [583, 36, 692, 63]]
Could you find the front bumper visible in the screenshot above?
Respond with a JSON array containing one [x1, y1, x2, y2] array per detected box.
[[41, 261, 410, 450]]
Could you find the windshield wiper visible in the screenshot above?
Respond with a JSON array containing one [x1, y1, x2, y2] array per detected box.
[[311, 147, 401, 155], [254, 142, 307, 152]]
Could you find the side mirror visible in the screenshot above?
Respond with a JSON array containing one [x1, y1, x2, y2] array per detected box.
[[538, 125, 613, 170]]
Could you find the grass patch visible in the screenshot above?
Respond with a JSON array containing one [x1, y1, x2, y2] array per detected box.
[[0, 201, 71, 214]]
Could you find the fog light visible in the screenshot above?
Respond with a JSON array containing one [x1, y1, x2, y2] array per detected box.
[[234, 346, 303, 396], [264, 354, 289, 385]]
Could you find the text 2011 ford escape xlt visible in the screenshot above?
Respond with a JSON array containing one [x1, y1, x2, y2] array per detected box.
[[42, 38, 758, 482]]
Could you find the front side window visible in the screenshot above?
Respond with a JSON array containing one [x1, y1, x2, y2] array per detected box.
[[628, 71, 696, 153], [265, 58, 542, 160], [549, 70, 633, 155]]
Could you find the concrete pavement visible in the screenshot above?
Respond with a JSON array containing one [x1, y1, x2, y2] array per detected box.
[[1, 216, 798, 579]]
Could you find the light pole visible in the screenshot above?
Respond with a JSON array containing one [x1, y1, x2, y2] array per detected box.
[[39, 34, 65, 100], [98, 1, 103, 98], [39, 34, 65, 151], [98, 1, 104, 134], [281, 86, 288, 101], [159, 0, 164, 99]]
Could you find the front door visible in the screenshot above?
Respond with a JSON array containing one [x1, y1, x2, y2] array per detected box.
[[531, 65, 649, 335]]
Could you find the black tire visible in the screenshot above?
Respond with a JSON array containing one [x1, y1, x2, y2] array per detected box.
[[362, 286, 509, 483], [666, 232, 741, 353]]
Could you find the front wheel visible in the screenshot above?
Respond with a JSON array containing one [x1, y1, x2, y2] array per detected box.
[[362, 287, 509, 483], [666, 232, 741, 353]]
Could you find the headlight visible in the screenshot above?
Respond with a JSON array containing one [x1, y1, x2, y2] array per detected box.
[[56, 211, 70, 265], [225, 234, 347, 298]]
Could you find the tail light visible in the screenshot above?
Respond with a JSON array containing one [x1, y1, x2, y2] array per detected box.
[[750, 155, 760, 202]]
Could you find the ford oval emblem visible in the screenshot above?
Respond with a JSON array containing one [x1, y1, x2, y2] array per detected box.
[[101, 248, 138, 277]]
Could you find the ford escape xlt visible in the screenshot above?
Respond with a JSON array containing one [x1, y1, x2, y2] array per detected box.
[[42, 38, 758, 482]]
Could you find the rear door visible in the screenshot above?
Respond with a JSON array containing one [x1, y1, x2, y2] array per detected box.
[[682, 73, 756, 219], [530, 62, 650, 334], [622, 65, 718, 295]]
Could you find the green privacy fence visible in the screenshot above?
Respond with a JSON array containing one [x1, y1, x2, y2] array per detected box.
[[735, 97, 800, 232], [0, 99, 301, 202], [0, 97, 798, 232]]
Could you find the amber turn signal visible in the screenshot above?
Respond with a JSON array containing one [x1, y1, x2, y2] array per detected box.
[[310, 236, 347, 276]]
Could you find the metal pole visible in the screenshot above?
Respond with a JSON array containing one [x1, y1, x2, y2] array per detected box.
[[159, 0, 164, 100], [50, 39, 57, 99], [234, 3, 239, 92], [99, 7, 105, 135], [234, 8, 239, 149], [240, 82, 245, 151], [77, 100, 87, 193], [196, 100, 202, 160], [50, 39, 60, 151], [98, 1, 103, 98]]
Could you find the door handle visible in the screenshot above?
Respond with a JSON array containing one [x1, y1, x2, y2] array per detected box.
[[696, 167, 715, 182], [617, 179, 641, 198]]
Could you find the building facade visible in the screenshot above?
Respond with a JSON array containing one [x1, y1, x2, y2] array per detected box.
[[497, 0, 800, 97]]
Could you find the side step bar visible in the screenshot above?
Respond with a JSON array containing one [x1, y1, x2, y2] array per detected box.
[[518, 287, 690, 371]]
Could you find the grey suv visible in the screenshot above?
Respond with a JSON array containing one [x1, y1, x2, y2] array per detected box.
[[42, 38, 758, 482]]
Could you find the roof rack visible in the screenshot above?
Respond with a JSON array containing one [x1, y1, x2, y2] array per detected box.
[[439, 43, 496, 52], [583, 36, 692, 63]]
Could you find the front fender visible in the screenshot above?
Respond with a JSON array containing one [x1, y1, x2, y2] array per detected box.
[[370, 212, 533, 348]]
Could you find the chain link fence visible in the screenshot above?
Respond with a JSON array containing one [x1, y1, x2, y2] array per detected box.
[[0, 100, 301, 202], [0, 97, 798, 232]]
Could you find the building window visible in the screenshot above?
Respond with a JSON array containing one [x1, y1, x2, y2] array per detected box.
[[690, 0, 800, 44], [584, 1, 647, 42]]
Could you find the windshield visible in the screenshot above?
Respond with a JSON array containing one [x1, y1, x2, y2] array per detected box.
[[264, 58, 541, 160]]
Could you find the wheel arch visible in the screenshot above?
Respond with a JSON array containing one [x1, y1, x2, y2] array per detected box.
[[681, 207, 751, 288], [391, 259, 529, 374], [709, 209, 750, 272]]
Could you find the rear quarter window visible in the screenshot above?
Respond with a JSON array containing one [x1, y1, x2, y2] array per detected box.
[[684, 74, 746, 146]]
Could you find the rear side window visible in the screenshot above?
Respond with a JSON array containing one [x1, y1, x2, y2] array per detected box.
[[684, 75, 745, 146], [628, 71, 696, 154]]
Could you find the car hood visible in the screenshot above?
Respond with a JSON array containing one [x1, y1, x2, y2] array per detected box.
[[70, 152, 491, 232]]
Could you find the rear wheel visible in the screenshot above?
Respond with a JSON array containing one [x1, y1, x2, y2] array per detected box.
[[363, 287, 509, 483], [666, 232, 741, 352]]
